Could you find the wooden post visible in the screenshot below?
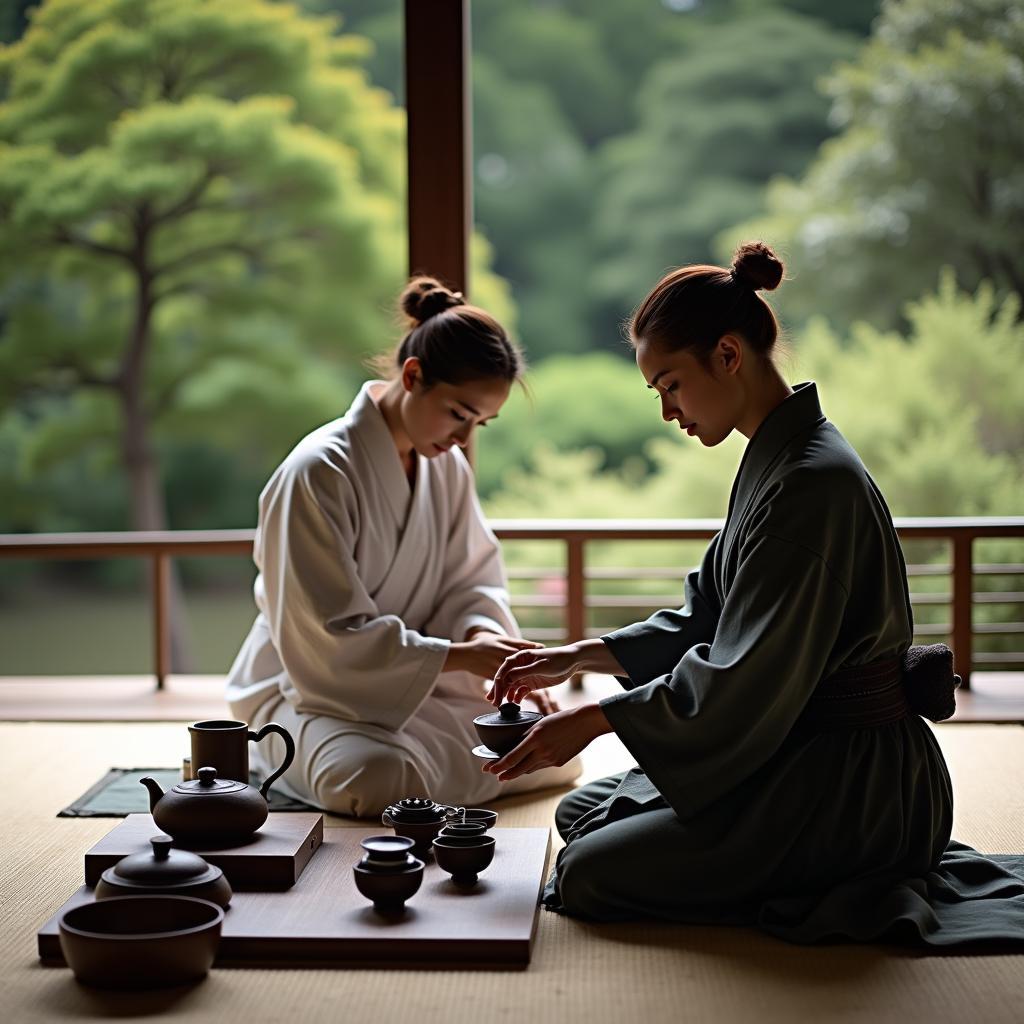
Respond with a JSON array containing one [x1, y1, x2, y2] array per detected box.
[[153, 552, 170, 690], [567, 538, 585, 691], [404, 0, 471, 295], [951, 533, 973, 689]]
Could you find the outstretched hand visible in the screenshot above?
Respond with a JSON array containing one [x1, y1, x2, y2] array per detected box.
[[486, 644, 581, 707], [445, 632, 543, 680], [482, 703, 612, 782]]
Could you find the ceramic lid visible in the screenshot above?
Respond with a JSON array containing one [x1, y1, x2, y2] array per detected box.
[[361, 836, 415, 861], [172, 766, 248, 796], [386, 797, 447, 822], [107, 835, 221, 886], [474, 702, 542, 727]]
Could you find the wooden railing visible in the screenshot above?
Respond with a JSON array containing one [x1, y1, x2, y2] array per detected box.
[[1, 518, 1022, 688]]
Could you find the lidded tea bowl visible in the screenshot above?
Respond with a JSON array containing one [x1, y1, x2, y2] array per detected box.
[[352, 835, 424, 911], [95, 835, 232, 908], [472, 702, 542, 756]]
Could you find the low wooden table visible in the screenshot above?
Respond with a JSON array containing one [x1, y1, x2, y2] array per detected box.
[[39, 826, 552, 969]]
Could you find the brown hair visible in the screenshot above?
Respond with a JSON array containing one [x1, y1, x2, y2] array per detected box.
[[629, 241, 785, 361], [372, 276, 524, 387]]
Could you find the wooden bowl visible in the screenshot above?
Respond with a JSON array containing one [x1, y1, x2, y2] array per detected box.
[[58, 896, 223, 989]]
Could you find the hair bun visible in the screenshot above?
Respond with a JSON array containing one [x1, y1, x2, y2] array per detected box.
[[400, 276, 464, 325], [731, 241, 784, 292]]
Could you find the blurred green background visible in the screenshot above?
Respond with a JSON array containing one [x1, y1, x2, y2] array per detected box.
[[1, 0, 1021, 674]]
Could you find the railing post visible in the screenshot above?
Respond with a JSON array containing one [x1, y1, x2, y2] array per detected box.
[[951, 533, 973, 690], [567, 537, 585, 691], [153, 552, 170, 691]]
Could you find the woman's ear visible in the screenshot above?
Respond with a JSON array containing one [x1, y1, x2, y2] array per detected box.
[[716, 334, 743, 376], [400, 357, 422, 393]]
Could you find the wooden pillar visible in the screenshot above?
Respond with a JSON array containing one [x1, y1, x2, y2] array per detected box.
[[404, 0, 471, 295]]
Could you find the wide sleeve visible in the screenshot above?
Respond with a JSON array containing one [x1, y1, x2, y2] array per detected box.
[[601, 533, 722, 690], [422, 452, 518, 644], [255, 458, 448, 732], [599, 531, 849, 821]]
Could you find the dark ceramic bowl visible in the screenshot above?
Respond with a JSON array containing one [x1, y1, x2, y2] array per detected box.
[[462, 808, 498, 830], [95, 870, 232, 909], [432, 835, 496, 883], [439, 821, 489, 839], [472, 705, 542, 756], [58, 896, 223, 989], [95, 836, 232, 909], [353, 858, 424, 911]]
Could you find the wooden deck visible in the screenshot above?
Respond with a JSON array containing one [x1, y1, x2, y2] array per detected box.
[[1, 672, 1022, 723]]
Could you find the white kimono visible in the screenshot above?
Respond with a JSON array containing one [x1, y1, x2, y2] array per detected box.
[[226, 381, 580, 816]]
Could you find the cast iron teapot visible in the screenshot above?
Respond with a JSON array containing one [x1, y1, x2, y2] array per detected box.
[[140, 766, 270, 845]]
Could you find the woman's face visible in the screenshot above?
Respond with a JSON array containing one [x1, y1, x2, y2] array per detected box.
[[400, 360, 511, 458], [634, 336, 744, 447]]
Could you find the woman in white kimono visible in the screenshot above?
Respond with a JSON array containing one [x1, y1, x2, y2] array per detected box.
[[227, 276, 581, 817], [480, 243, 1024, 947]]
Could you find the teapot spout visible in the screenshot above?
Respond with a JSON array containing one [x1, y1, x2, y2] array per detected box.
[[139, 776, 164, 814]]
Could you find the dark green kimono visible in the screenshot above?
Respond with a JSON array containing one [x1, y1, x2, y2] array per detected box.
[[545, 382, 1024, 946]]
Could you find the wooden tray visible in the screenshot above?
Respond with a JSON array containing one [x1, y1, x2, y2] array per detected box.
[[41, 826, 550, 969], [83, 812, 323, 891]]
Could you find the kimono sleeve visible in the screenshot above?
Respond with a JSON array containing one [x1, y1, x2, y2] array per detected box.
[[256, 458, 448, 732], [599, 531, 848, 821], [601, 533, 722, 690], [423, 451, 518, 644]]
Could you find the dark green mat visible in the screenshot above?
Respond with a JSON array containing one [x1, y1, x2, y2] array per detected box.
[[58, 768, 317, 817]]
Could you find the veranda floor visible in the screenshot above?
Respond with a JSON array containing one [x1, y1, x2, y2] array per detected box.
[[2, 683, 1023, 1023]]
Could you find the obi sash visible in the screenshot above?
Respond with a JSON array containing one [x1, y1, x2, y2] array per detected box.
[[797, 643, 961, 732]]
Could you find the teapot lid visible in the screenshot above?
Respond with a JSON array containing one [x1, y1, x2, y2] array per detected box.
[[386, 796, 447, 822], [172, 766, 249, 796], [475, 702, 542, 728], [108, 835, 220, 886]]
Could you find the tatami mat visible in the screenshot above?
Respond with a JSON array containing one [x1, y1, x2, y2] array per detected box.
[[2, 721, 1022, 1023]]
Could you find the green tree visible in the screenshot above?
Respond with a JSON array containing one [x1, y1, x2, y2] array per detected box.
[[722, 0, 1024, 330], [0, 0, 412, 537], [590, 8, 858, 341]]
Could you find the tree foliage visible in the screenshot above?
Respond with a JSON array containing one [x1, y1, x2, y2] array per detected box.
[[483, 274, 1024, 523], [590, 8, 858, 335], [0, 0, 513, 537], [315, 0, 879, 358], [722, 0, 1024, 330]]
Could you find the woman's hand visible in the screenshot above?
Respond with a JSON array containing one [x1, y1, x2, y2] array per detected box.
[[444, 632, 542, 679], [482, 703, 612, 782], [486, 643, 583, 706]]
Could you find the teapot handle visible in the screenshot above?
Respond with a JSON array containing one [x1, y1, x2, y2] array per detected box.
[[248, 722, 296, 800]]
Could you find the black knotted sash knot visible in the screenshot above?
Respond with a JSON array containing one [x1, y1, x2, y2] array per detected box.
[[797, 644, 960, 732]]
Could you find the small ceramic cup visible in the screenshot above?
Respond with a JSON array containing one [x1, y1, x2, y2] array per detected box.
[[461, 808, 498, 830], [438, 821, 489, 839], [432, 835, 496, 884]]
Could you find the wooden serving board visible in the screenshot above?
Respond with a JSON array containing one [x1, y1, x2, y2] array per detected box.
[[83, 812, 323, 891], [42, 826, 550, 969]]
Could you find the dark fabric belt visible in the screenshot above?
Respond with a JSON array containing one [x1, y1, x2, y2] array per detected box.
[[798, 657, 909, 732], [796, 644, 961, 733]]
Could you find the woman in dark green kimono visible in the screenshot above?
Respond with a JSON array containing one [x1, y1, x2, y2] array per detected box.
[[483, 242, 1024, 946]]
